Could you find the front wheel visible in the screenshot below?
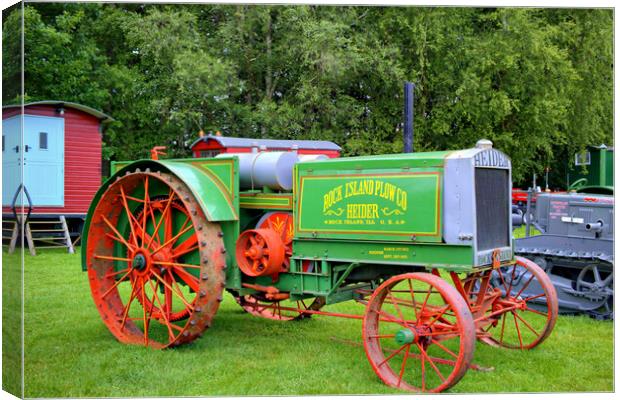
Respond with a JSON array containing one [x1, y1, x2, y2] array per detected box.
[[363, 273, 475, 393]]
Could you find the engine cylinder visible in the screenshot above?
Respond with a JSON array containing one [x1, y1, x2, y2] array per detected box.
[[217, 151, 297, 191], [297, 154, 328, 162]]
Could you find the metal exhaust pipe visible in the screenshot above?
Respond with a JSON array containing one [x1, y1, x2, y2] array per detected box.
[[403, 81, 415, 153]]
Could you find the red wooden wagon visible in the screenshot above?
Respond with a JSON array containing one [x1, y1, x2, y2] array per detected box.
[[2, 101, 113, 253]]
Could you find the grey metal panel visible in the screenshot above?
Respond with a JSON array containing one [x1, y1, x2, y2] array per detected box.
[[534, 193, 614, 239], [191, 135, 342, 151], [535, 195, 551, 232], [443, 152, 476, 249], [443, 145, 513, 267]]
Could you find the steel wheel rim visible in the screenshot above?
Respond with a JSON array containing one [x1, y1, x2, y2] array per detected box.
[[482, 256, 558, 349], [363, 273, 475, 393], [85, 171, 225, 348]]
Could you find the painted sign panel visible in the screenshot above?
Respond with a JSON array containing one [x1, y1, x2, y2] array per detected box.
[[473, 148, 511, 168], [296, 172, 441, 242]]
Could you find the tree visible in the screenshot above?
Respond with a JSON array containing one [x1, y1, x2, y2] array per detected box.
[[2, 4, 612, 186]]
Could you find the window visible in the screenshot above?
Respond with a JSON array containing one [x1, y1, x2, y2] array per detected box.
[[575, 150, 591, 166], [199, 150, 221, 158], [39, 132, 48, 150]]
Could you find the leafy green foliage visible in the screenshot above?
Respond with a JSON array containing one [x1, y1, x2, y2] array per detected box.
[[2, 5, 613, 185]]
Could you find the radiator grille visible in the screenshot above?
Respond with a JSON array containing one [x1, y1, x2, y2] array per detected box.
[[475, 168, 510, 251]]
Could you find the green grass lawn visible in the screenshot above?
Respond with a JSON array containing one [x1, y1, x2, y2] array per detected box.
[[513, 224, 540, 238], [2, 244, 614, 396]]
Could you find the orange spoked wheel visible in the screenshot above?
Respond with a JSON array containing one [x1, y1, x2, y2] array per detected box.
[[363, 273, 475, 393], [236, 229, 285, 277], [255, 212, 295, 269], [234, 211, 325, 320], [255, 211, 317, 273], [85, 170, 226, 348], [469, 256, 558, 350]]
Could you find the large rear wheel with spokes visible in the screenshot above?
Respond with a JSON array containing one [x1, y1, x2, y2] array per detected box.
[[85, 170, 226, 348]]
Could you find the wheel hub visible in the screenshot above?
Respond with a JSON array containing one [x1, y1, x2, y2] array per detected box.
[[395, 328, 416, 345], [132, 253, 148, 271], [247, 246, 263, 259], [130, 249, 153, 274], [235, 228, 285, 277]]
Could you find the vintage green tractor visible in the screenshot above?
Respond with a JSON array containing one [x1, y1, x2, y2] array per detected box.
[[82, 137, 558, 393]]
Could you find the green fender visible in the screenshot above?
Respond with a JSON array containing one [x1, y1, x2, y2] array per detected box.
[[155, 160, 238, 222], [81, 158, 239, 270]]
